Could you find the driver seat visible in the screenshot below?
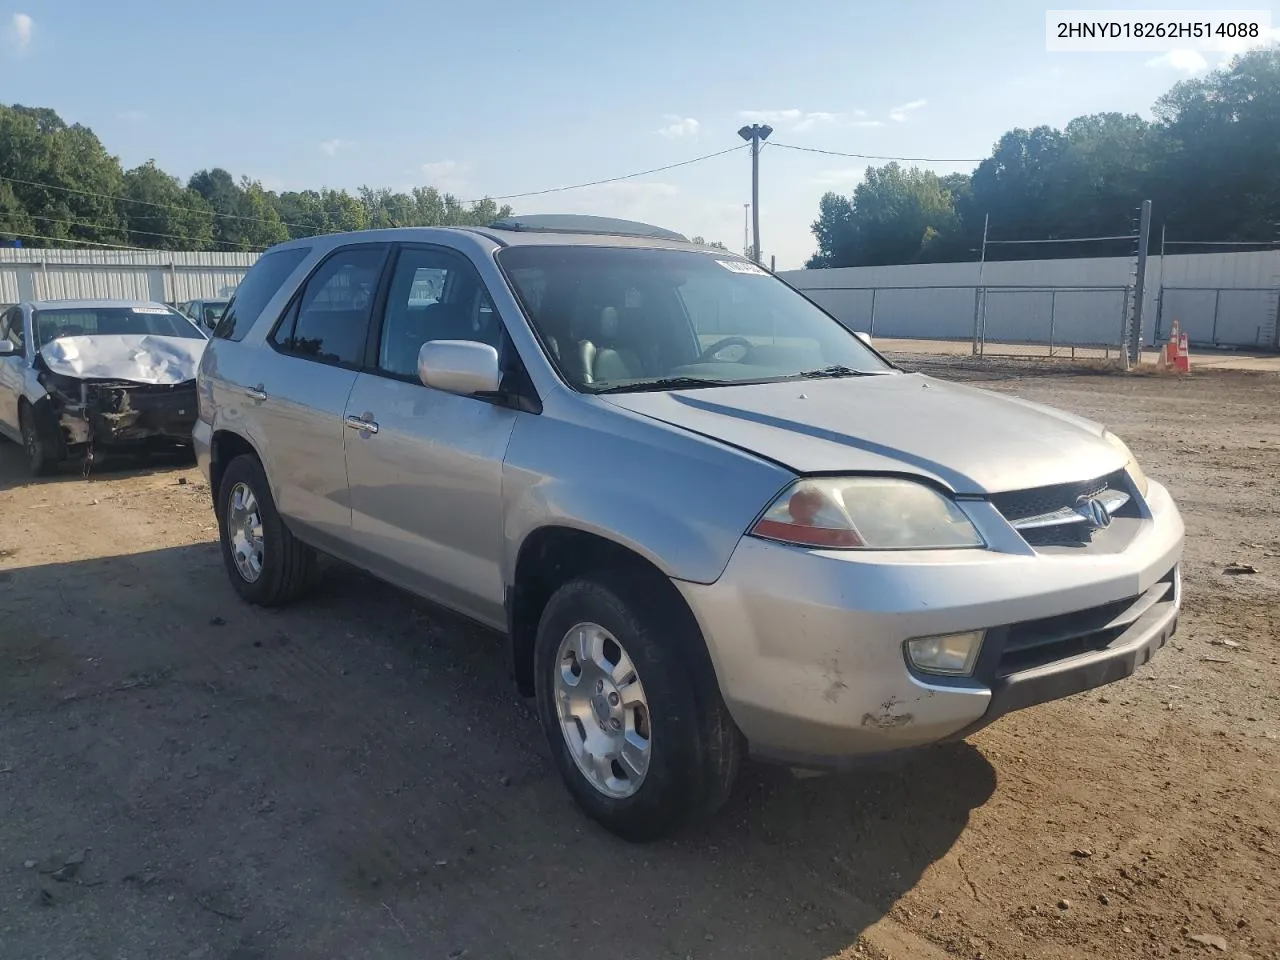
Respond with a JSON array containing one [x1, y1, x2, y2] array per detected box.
[[578, 306, 643, 384]]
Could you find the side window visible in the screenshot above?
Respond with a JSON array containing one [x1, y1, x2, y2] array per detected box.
[[214, 247, 310, 341], [271, 246, 387, 368], [376, 247, 504, 379]]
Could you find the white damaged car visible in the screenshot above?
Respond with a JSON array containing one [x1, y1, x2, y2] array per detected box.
[[0, 299, 207, 475]]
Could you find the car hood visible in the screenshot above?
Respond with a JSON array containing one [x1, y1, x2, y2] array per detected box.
[[39, 335, 207, 386], [600, 372, 1123, 495]]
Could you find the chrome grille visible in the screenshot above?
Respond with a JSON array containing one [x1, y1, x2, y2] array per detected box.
[[990, 470, 1131, 545]]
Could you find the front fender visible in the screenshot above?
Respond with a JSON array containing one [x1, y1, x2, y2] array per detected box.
[[501, 395, 793, 585]]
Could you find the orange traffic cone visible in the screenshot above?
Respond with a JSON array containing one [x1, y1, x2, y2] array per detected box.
[[1163, 320, 1181, 368], [1175, 332, 1191, 373]]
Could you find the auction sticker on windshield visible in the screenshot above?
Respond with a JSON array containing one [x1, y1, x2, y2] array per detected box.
[[132, 306, 172, 314], [716, 260, 769, 275]]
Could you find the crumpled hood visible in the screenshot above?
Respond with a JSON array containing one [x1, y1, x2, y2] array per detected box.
[[601, 372, 1124, 495], [39, 335, 206, 386]]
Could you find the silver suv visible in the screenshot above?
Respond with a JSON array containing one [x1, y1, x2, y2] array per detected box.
[[194, 215, 1184, 841]]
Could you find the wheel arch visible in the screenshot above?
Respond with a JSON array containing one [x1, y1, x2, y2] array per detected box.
[[209, 429, 264, 514], [507, 525, 717, 697]]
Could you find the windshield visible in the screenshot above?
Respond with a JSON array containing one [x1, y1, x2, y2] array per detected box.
[[34, 306, 206, 346], [497, 246, 890, 392], [201, 302, 229, 325]]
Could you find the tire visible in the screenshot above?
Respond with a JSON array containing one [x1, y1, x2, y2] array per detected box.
[[19, 403, 58, 477], [533, 570, 743, 842], [216, 453, 316, 606]]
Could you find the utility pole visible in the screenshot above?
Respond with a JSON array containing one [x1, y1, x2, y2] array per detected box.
[[738, 124, 773, 264], [1128, 199, 1152, 367], [972, 213, 989, 356], [743, 203, 750, 259]]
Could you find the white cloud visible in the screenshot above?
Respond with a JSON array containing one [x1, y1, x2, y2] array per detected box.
[[1210, 27, 1280, 64], [1146, 49, 1209, 72], [811, 167, 868, 187], [420, 160, 470, 194], [738, 109, 855, 133], [656, 115, 699, 139], [792, 111, 837, 132], [117, 109, 148, 124], [738, 109, 889, 133], [519, 180, 681, 225], [888, 99, 927, 123], [9, 12, 33, 48], [319, 138, 355, 157]]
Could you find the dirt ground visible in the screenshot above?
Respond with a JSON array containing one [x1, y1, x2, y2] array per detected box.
[[1, 359, 1277, 960]]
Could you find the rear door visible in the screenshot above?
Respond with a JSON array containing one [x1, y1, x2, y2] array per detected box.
[[253, 244, 390, 553], [343, 243, 517, 627]]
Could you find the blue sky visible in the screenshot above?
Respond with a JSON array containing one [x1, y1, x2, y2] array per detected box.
[[3, 0, 1277, 267]]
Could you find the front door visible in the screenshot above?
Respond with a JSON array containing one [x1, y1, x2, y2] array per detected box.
[[344, 244, 517, 628], [0, 307, 30, 438], [252, 244, 389, 552]]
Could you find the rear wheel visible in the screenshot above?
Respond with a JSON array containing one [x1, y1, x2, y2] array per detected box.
[[533, 571, 742, 842], [19, 403, 57, 476], [216, 453, 316, 606]]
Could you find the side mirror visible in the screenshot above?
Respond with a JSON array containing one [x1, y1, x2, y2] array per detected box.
[[418, 340, 501, 397], [0, 340, 16, 357]]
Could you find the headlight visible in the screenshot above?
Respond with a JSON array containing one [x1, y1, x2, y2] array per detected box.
[[1102, 429, 1149, 497], [906, 631, 985, 676], [751, 477, 984, 550]]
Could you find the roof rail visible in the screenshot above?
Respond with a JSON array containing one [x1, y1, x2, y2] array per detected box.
[[486, 214, 688, 242]]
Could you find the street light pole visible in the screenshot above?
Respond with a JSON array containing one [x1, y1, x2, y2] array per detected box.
[[738, 123, 773, 264]]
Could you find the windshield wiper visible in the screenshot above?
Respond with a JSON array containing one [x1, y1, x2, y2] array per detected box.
[[592, 376, 729, 394], [792, 365, 881, 379]]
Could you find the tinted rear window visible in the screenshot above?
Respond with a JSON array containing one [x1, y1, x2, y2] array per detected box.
[[214, 248, 310, 342]]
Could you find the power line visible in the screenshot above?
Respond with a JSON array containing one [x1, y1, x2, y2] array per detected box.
[[14, 212, 262, 250], [768, 142, 985, 164], [461, 144, 749, 203], [986, 234, 1134, 245], [0, 173, 317, 235], [1163, 239, 1278, 247], [3, 143, 751, 237], [0, 229, 147, 250]]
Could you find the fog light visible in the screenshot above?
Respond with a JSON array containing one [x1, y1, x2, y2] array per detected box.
[[905, 630, 985, 676]]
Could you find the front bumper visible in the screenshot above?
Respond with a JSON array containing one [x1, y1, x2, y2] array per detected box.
[[675, 480, 1184, 767], [55, 380, 199, 447], [192, 418, 212, 482]]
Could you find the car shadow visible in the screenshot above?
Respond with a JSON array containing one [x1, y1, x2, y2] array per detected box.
[[0, 439, 195, 491], [0, 539, 995, 959]]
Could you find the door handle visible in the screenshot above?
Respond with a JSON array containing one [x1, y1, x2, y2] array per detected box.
[[244, 384, 267, 402], [344, 414, 379, 435]]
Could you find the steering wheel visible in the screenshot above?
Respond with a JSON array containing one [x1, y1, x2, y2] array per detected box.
[[696, 336, 753, 364]]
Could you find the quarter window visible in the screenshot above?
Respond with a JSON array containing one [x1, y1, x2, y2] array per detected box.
[[214, 246, 310, 341]]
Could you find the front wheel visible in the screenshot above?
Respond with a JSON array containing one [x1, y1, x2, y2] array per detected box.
[[533, 571, 742, 842], [216, 453, 316, 606], [19, 404, 58, 476]]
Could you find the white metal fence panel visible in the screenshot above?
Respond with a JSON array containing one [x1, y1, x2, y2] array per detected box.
[[784, 249, 1280, 350], [0, 249, 259, 305]]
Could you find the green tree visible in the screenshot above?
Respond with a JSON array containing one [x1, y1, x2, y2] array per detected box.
[[807, 163, 960, 268], [121, 161, 215, 249], [1153, 49, 1280, 240], [0, 180, 34, 241], [188, 168, 288, 250]]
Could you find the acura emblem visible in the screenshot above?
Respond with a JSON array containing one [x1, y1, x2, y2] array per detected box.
[[1075, 495, 1112, 529]]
